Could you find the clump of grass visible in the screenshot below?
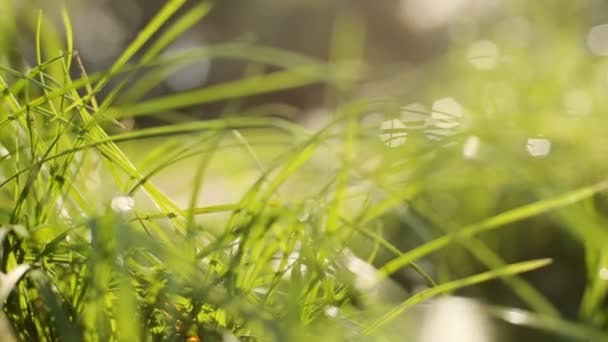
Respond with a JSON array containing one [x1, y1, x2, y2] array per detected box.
[[1, 1, 608, 341]]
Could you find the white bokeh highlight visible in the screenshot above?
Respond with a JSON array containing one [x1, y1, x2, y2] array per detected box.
[[0, 144, 9, 159], [344, 249, 380, 292], [431, 97, 464, 128], [401, 102, 429, 129], [111, 195, 135, 213], [379, 119, 407, 147], [467, 40, 499, 70], [324, 306, 340, 318], [419, 297, 492, 342], [462, 135, 480, 159], [501, 309, 530, 325], [526, 137, 551, 157]]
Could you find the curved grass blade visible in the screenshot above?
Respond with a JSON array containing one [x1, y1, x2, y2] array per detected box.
[[377, 180, 608, 280], [362, 258, 552, 335], [489, 305, 608, 341], [118, 64, 339, 118]]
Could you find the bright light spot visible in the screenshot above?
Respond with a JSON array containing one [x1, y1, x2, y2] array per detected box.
[[230, 238, 241, 254], [252, 287, 269, 295], [564, 89, 592, 116], [401, 102, 429, 129], [111, 195, 135, 213], [0, 144, 10, 159], [400, 0, 470, 31], [526, 137, 551, 157], [599, 268, 608, 280], [165, 35, 211, 91], [502, 309, 530, 325], [462, 135, 480, 159], [271, 251, 307, 278], [59, 208, 71, 221], [467, 40, 499, 70], [324, 306, 340, 318], [433, 97, 464, 118], [419, 297, 491, 342], [379, 119, 407, 147], [344, 249, 379, 291], [431, 97, 464, 130], [587, 25, 608, 56]]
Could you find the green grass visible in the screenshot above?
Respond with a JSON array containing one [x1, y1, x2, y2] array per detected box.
[[2, 0, 608, 341]]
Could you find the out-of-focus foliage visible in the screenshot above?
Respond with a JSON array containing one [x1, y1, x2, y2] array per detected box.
[[2, 0, 608, 341]]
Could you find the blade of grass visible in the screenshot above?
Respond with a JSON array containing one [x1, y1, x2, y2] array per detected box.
[[117, 64, 343, 118], [377, 180, 608, 280], [412, 200, 561, 317], [93, 0, 189, 92], [489, 305, 608, 341], [97, 2, 213, 112], [362, 258, 553, 335]]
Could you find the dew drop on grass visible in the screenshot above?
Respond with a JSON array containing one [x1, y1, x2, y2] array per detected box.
[[467, 40, 499, 70], [599, 267, 608, 280], [379, 118, 407, 147], [462, 135, 480, 159], [526, 137, 551, 157], [111, 195, 135, 213]]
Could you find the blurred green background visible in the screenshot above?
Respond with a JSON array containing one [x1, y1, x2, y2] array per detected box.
[[2, 0, 608, 341]]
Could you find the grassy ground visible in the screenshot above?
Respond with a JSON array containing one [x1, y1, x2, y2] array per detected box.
[[2, 1, 608, 341]]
